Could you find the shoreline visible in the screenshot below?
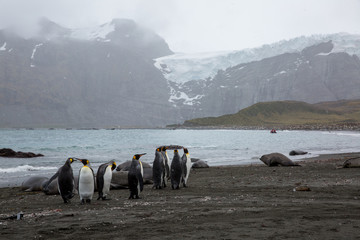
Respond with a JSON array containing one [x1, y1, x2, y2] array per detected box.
[[1, 152, 360, 239], [1, 152, 359, 189], [1, 126, 360, 131]]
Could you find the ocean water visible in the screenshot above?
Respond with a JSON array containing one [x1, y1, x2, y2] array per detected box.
[[1, 129, 359, 187]]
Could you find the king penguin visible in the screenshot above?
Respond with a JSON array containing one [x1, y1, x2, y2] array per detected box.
[[128, 153, 146, 199], [44, 158, 76, 203], [152, 148, 165, 189], [96, 160, 116, 200], [78, 158, 95, 204], [181, 148, 192, 187], [161, 146, 170, 180], [170, 149, 182, 190]]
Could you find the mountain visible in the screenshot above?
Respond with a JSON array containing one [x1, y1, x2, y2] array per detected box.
[[155, 33, 360, 111], [0, 18, 175, 128], [1, 21, 360, 128], [180, 100, 360, 129], [159, 38, 360, 121]]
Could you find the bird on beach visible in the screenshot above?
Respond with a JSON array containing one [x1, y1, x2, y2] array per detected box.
[[128, 153, 146, 199], [152, 148, 166, 189], [77, 158, 95, 204], [181, 148, 192, 187], [170, 149, 182, 190], [96, 160, 116, 200], [43, 158, 76, 203], [161, 146, 170, 180]]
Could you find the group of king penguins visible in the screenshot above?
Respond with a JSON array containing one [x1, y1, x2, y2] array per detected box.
[[152, 146, 191, 190], [43, 158, 117, 204], [43, 146, 191, 204]]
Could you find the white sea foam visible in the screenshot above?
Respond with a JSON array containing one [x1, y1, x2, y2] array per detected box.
[[0, 165, 57, 173]]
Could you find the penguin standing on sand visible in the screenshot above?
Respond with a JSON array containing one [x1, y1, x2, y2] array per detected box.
[[161, 146, 170, 180], [181, 148, 192, 187], [78, 158, 95, 204], [170, 149, 182, 190], [128, 153, 146, 199], [96, 160, 116, 200], [44, 158, 76, 203], [152, 148, 165, 189]]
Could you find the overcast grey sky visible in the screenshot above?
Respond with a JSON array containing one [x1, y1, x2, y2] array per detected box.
[[0, 0, 359, 53]]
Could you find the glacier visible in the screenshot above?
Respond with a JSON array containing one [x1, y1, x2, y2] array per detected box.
[[154, 33, 360, 106]]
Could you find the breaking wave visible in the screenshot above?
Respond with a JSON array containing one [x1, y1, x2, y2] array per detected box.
[[0, 165, 57, 173]]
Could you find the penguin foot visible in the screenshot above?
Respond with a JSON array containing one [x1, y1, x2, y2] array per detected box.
[[86, 199, 91, 204], [81, 199, 85, 205]]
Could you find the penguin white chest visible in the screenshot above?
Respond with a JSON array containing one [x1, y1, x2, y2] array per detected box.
[[102, 166, 112, 195], [185, 154, 192, 182], [79, 167, 94, 200]]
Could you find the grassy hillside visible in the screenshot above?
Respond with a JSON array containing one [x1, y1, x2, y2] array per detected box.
[[180, 100, 360, 129]]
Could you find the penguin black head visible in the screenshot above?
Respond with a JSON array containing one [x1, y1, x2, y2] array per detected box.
[[156, 148, 161, 152], [66, 158, 76, 165], [78, 158, 90, 166], [161, 146, 167, 151], [184, 148, 189, 154], [111, 161, 117, 171], [133, 153, 146, 160], [174, 149, 178, 153]]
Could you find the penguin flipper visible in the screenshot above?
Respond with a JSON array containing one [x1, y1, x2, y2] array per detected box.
[[96, 164, 106, 193], [137, 171, 144, 192], [43, 171, 59, 191]]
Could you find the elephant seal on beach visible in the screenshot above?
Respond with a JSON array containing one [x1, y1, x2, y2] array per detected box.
[[260, 153, 301, 167], [43, 177, 59, 195], [192, 160, 209, 168], [111, 171, 129, 189], [111, 167, 153, 189], [43, 175, 79, 195], [21, 176, 49, 192], [289, 150, 308, 156], [116, 160, 152, 171], [342, 157, 360, 168]]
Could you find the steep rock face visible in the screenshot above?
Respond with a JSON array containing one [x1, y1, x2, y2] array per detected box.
[[180, 41, 360, 119], [0, 19, 175, 128]]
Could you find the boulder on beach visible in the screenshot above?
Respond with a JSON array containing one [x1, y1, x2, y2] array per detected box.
[[289, 150, 308, 156], [0, 148, 44, 158], [260, 153, 301, 167]]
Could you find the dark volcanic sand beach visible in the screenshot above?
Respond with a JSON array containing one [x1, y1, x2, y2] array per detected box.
[[1, 152, 360, 240]]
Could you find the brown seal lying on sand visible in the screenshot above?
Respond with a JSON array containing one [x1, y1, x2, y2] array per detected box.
[[260, 153, 301, 167], [342, 157, 360, 168], [21, 176, 49, 192], [115, 161, 153, 185], [192, 160, 209, 168]]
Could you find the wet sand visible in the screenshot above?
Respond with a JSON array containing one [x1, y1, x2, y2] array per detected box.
[[1, 152, 360, 239]]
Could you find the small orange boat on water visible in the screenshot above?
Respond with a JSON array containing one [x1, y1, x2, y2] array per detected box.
[[270, 129, 277, 133]]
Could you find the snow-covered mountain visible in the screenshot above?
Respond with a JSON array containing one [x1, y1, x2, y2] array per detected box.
[[1, 18, 360, 128], [155, 33, 360, 107], [0, 18, 175, 128]]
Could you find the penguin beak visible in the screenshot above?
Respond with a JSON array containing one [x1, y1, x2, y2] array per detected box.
[[139, 153, 146, 157]]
